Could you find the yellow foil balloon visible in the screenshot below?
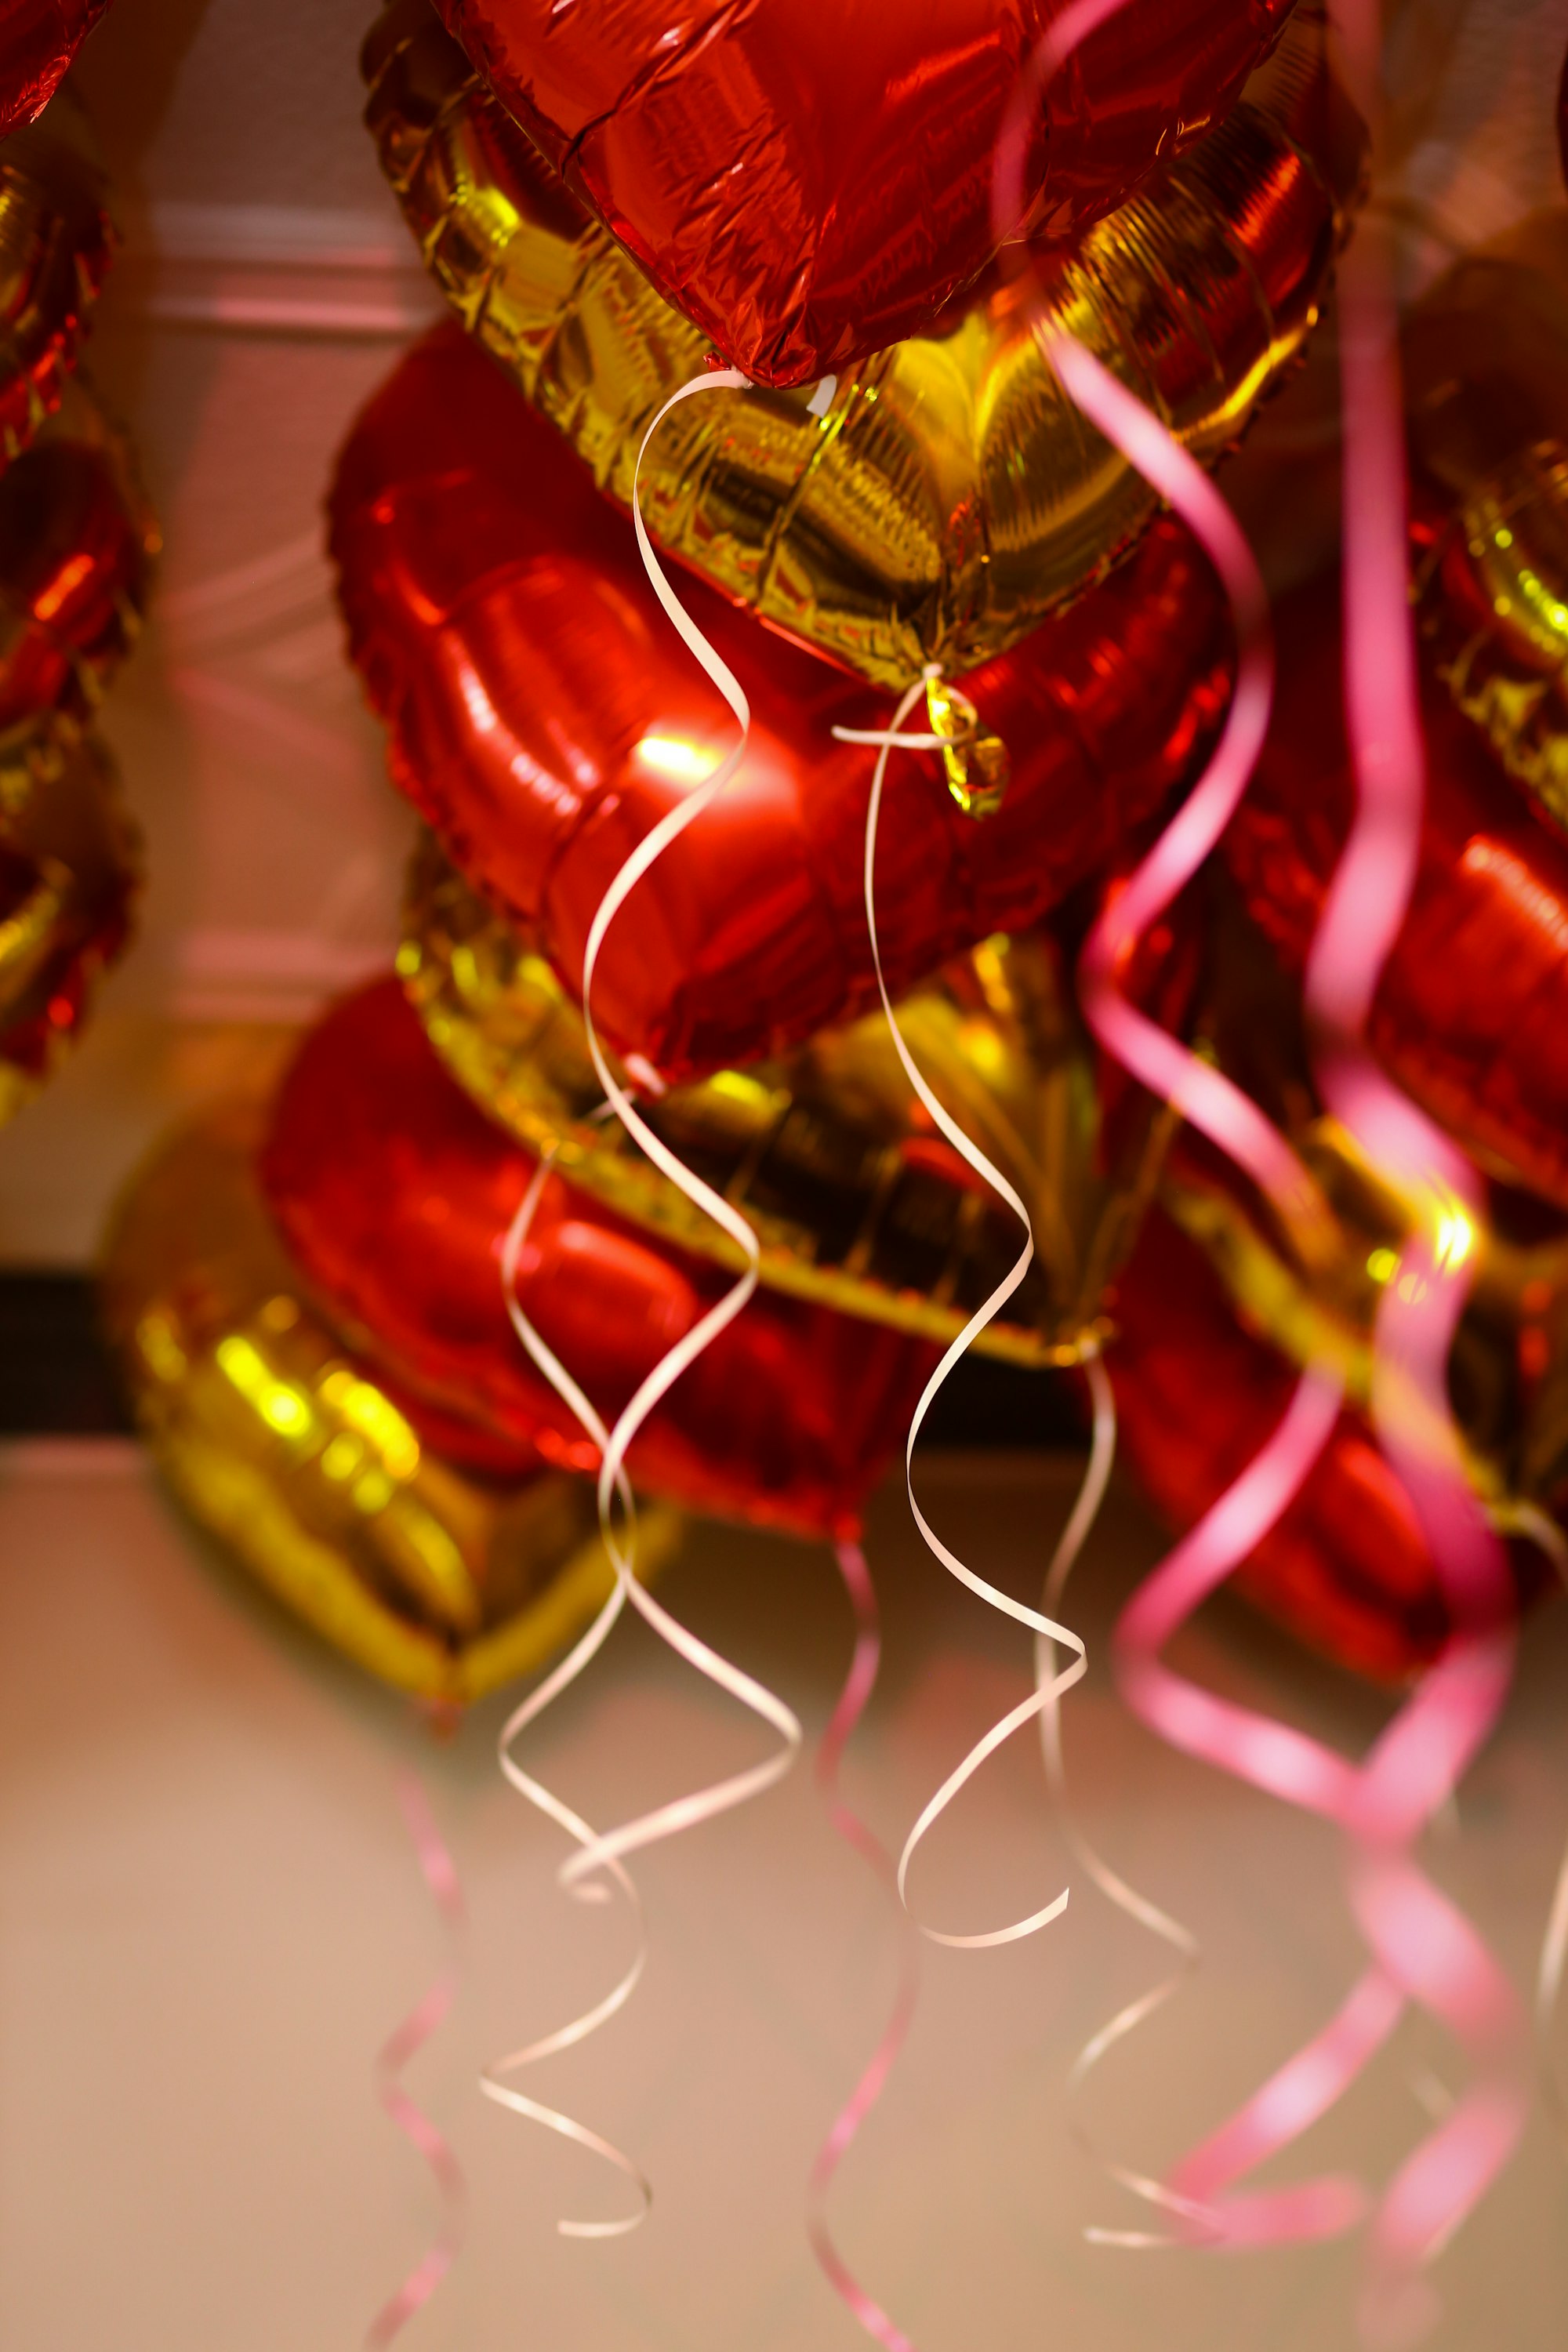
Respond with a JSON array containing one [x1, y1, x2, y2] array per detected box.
[[361, 0, 1365, 691], [1406, 213, 1568, 837], [398, 833, 1177, 1367], [100, 1098, 682, 1709]]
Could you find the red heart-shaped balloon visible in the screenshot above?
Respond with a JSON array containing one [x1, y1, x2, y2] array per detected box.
[[1110, 1207, 1462, 1682], [331, 325, 1232, 1083], [260, 978, 938, 1541], [0, 1, 110, 139], [438, 0, 1296, 387], [1225, 573, 1568, 1212]]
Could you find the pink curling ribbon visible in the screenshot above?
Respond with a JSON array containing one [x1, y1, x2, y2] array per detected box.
[[1057, 304, 1523, 2325], [1301, 20, 1526, 2314], [1007, 98, 1378, 2244], [365, 1771, 467, 2349], [483, 372, 811, 2232], [989, 0, 1525, 2314], [806, 1540, 921, 2350]]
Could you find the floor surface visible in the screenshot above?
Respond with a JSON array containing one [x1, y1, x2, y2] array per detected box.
[[2, 1444, 1566, 2350]]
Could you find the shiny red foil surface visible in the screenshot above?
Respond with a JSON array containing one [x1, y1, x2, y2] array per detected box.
[[0, 831, 129, 1082], [331, 326, 1233, 1083], [0, 1, 109, 140], [260, 978, 938, 1540], [1225, 574, 1568, 1212], [437, 0, 1296, 387], [0, 437, 150, 731], [1109, 1207, 1452, 1682]]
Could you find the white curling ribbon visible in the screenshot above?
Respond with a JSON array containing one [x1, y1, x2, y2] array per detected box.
[[1034, 1353, 1212, 2247], [482, 1152, 651, 2237], [566, 368, 802, 1892], [830, 670, 1087, 1949], [483, 368, 809, 2231]]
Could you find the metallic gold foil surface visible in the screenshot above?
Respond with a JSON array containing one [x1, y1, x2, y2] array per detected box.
[[0, 82, 114, 463], [399, 837, 1176, 1367], [100, 1098, 679, 1708], [0, 724, 137, 1125], [363, 0, 1363, 688], [1414, 441, 1568, 837], [1405, 215, 1568, 837]]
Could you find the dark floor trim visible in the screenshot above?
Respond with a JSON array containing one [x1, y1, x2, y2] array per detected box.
[[0, 1274, 1082, 1445]]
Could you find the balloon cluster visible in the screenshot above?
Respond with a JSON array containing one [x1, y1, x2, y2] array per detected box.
[[0, 48, 154, 1126], [103, 0, 1370, 1707], [82, 3, 1568, 2332]]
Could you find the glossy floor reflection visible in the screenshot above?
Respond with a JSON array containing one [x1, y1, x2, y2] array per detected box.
[[1, 1443, 1564, 2349]]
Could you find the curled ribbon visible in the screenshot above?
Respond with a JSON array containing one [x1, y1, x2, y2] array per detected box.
[[833, 672, 1087, 1947], [986, 2, 1528, 2321], [481, 371, 807, 2231], [806, 1539, 921, 2350], [1014, 316, 1396, 2255], [1497, 1503, 1568, 2148], [1304, 56, 1526, 2317], [366, 1770, 467, 2347]]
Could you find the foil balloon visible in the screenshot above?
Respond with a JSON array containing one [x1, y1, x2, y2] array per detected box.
[[1404, 212, 1568, 837], [260, 978, 939, 1541], [0, 376, 151, 1123], [365, 0, 1362, 690], [433, 0, 1299, 389], [400, 833, 1187, 1365], [1118, 1146, 1565, 1682], [330, 325, 1234, 1082], [1224, 569, 1568, 1214], [0, 384, 157, 768], [100, 1097, 675, 1708], [1154, 893, 1567, 1602], [0, 1, 109, 143], [0, 723, 136, 1123], [0, 82, 113, 461], [1109, 1205, 1480, 1684]]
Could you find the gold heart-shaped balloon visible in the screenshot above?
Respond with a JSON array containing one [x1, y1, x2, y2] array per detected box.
[[362, 0, 1363, 691], [398, 834, 1181, 1367], [100, 1097, 681, 1709]]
